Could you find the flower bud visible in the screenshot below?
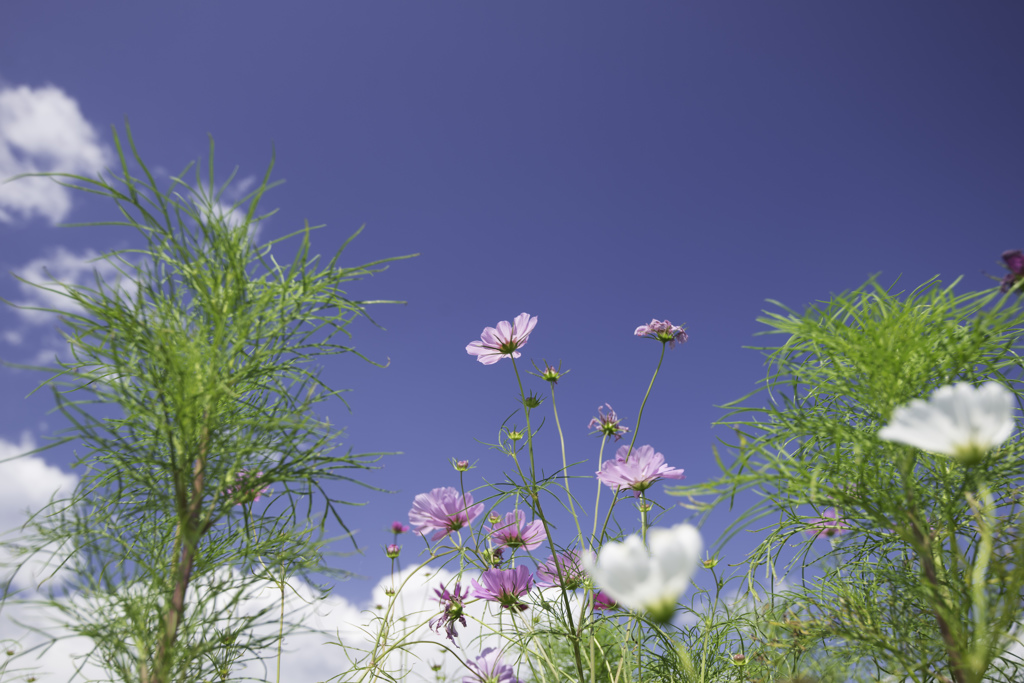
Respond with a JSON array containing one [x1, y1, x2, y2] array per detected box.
[[522, 392, 543, 409]]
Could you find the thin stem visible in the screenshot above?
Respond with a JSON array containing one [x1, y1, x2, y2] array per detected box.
[[550, 385, 584, 548], [511, 357, 587, 683], [590, 435, 608, 546], [596, 343, 667, 547]]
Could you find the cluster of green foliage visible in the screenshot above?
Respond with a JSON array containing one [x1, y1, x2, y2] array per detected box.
[[672, 276, 1024, 683], [0, 125, 413, 683]]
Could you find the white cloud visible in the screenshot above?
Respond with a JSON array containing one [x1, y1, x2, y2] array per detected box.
[[8, 246, 139, 326], [0, 432, 78, 592], [0, 562, 520, 682], [0, 439, 538, 681], [0, 83, 110, 224]]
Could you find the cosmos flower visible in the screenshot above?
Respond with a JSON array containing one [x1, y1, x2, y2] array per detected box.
[[487, 510, 547, 551], [384, 544, 401, 558], [634, 319, 688, 348], [878, 382, 1016, 466], [463, 648, 521, 683], [466, 313, 538, 365], [595, 444, 685, 494], [535, 549, 585, 590], [588, 403, 630, 441], [227, 469, 270, 505], [805, 508, 849, 539], [470, 566, 534, 611], [409, 487, 485, 541], [581, 523, 702, 623], [592, 591, 617, 611], [430, 580, 469, 645], [391, 521, 409, 534], [1000, 250, 1024, 293]]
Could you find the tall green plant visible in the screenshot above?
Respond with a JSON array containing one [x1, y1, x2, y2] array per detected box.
[[0, 125, 415, 682], [672, 276, 1024, 682]]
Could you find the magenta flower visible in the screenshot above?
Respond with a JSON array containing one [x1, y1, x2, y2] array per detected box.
[[536, 549, 585, 590], [409, 487, 485, 541], [487, 510, 547, 551], [227, 469, 270, 505], [595, 444, 685, 494], [470, 566, 534, 611], [385, 544, 401, 559], [463, 648, 522, 683], [466, 313, 538, 365], [430, 580, 469, 645], [1000, 250, 1024, 293], [391, 521, 409, 534], [805, 508, 850, 539], [588, 403, 630, 441], [593, 591, 617, 611], [634, 319, 688, 348]]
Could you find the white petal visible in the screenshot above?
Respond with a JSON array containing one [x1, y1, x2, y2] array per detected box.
[[583, 535, 652, 611], [971, 382, 1016, 449], [649, 524, 702, 585], [879, 382, 1016, 457]]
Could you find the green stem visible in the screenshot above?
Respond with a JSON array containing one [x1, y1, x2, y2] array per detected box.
[[590, 435, 608, 546], [511, 357, 587, 683], [551, 385, 585, 548], [596, 343, 667, 547]]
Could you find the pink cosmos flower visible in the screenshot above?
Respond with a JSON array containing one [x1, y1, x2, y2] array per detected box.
[[536, 549, 585, 590], [588, 403, 630, 441], [593, 591, 617, 611], [595, 444, 685, 494], [805, 508, 849, 539], [391, 521, 410, 534], [470, 566, 534, 611], [463, 648, 522, 683], [227, 469, 270, 505], [1000, 250, 1024, 293], [487, 510, 547, 551], [430, 580, 469, 645], [466, 313, 538, 365], [634, 319, 689, 348], [409, 487, 485, 541]]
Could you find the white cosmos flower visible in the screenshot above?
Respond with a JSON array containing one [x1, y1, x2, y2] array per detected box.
[[581, 523, 702, 623], [878, 382, 1016, 465]]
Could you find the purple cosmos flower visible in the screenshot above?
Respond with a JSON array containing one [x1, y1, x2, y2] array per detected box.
[[466, 313, 538, 365], [595, 444, 685, 494], [430, 580, 469, 645], [487, 510, 547, 551], [634, 319, 688, 348], [391, 521, 410, 534], [227, 469, 270, 505], [805, 508, 850, 539], [593, 591, 617, 611], [463, 648, 522, 683], [384, 544, 401, 558], [470, 566, 534, 611], [409, 487, 485, 541], [588, 403, 630, 441], [1001, 250, 1024, 293], [536, 549, 585, 590]]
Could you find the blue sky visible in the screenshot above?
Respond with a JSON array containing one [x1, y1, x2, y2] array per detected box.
[[1, 2, 1023, 676]]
